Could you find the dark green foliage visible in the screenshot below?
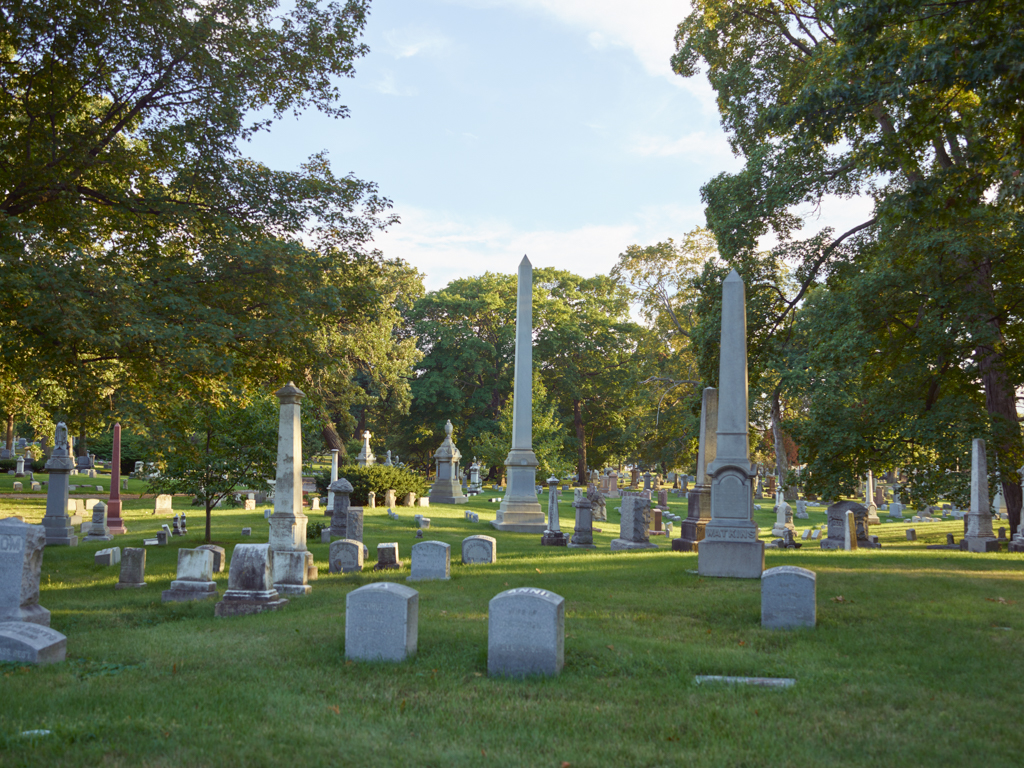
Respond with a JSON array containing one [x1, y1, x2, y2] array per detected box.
[[0, 458, 46, 473], [317, 464, 428, 507]]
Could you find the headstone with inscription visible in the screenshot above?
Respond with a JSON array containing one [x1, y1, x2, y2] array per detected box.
[[346, 582, 418, 662], [462, 535, 497, 564], [215, 544, 288, 617], [0, 622, 66, 664], [761, 566, 816, 629], [116, 548, 147, 589], [329, 539, 364, 573], [161, 549, 218, 602], [488, 587, 564, 678], [0, 520, 51, 625], [408, 540, 451, 581], [611, 493, 657, 551]]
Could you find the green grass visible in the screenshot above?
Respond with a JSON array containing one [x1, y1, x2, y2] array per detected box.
[[1, 490, 1022, 767]]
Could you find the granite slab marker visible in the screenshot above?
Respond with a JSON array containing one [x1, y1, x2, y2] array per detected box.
[[761, 566, 816, 629], [462, 535, 497, 564], [115, 548, 147, 588], [0, 622, 66, 664], [698, 270, 764, 578], [488, 587, 564, 678], [0, 520, 51, 625], [408, 540, 451, 581], [345, 582, 418, 662], [492, 256, 546, 533]]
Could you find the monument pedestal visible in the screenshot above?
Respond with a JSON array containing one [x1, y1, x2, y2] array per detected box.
[[541, 531, 568, 546], [492, 450, 545, 532], [697, 538, 765, 578]]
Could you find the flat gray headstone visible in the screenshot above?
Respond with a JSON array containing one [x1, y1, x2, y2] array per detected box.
[[116, 548, 146, 588], [408, 540, 450, 581], [462, 535, 497, 564], [345, 582, 418, 662], [162, 549, 217, 602], [761, 566, 816, 629], [196, 544, 226, 573], [488, 587, 564, 678], [215, 543, 288, 617], [0, 621, 66, 664]]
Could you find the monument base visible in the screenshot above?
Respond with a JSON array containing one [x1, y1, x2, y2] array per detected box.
[[610, 538, 658, 551], [161, 582, 218, 602], [671, 538, 696, 552], [964, 537, 1000, 553], [567, 541, 596, 550], [491, 503, 547, 533], [215, 589, 288, 617], [541, 531, 568, 546], [84, 533, 113, 543], [697, 539, 764, 579], [115, 582, 147, 590], [44, 534, 78, 547], [274, 583, 312, 595]]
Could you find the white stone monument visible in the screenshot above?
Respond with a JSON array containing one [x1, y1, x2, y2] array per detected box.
[[345, 582, 418, 662], [327, 448, 340, 511], [698, 270, 764, 578], [40, 423, 77, 546], [964, 438, 999, 552], [428, 420, 468, 504], [492, 256, 546, 532], [356, 431, 375, 467], [268, 382, 313, 595], [488, 587, 564, 678]]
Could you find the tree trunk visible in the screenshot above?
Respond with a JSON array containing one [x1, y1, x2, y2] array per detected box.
[[322, 424, 342, 452], [4, 413, 12, 451], [77, 428, 87, 458], [573, 399, 587, 486]]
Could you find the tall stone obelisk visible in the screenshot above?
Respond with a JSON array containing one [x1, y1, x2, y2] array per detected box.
[[698, 269, 764, 578], [492, 256, 546, 532], [268, 382, 313, 595], [964, 438, 999, 552], [106, 423, 127, 534]]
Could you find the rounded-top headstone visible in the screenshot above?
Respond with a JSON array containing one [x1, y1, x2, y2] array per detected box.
[[0, 621, 66, 664], [329, 539, 364, 573], [226, 544, 273, 592], [761, 565, 816, 629], [462, 535, 497, 564], [345, 582, 418, 662], [408, 540, 451, 581], [488, 587, 565, 678]]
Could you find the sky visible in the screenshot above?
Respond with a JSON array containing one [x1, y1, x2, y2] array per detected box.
[[244, 0, 867, 291]]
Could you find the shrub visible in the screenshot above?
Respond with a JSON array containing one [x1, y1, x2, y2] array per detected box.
[[314, 464, 428, 507], [0, 458, 46, 473]]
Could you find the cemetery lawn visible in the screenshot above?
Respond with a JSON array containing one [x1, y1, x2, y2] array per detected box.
[[1, 493, 1022, 767]]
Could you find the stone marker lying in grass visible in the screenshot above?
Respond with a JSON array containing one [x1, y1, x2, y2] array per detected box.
[[345, 582, 418, 662], [761, 566, 816, 629], [488, 587, 564, 678], [215, 544, 288, 618], [0, 621, 66, 664]]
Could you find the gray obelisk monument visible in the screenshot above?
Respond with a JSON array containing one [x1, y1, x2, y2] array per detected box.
[[268, 382, 313, 595], [964, 438, 999, 552], [697, 269, 764, 578], [492, 256, 546, 532]]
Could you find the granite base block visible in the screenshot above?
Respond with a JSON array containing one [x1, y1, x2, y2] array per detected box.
[[609, 538, 658, 551], [161, 581, 218, 602], [697, 539, 764, 579], [215, 590, 289, 617]]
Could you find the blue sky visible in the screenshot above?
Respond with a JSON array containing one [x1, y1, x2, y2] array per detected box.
[[245, 0, 866, 290]]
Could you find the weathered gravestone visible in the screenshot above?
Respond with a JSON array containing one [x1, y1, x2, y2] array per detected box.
[[384, 489, 397, 508], [153, 495, 173, 516], [568, 490, 596, 549], [329, 539, 364, 574], [674, 387, 717, 552], [0, 519, 51, 625], [162, 549, 218, 602], [462, 535, 497, 565], [761, 566, 816, 629], [41, 423, 78, 546], [116, 548, 147, 589], [345, 582, 418, 662], [215, 544, 288, 617], [488, 587, 564, 678], [820, 501, 879, 550], [0, 621, 66, 664], [611, 493, 657, 551], [94, 547, 121, 566], [428, 420, 468, 504], [408, 540, 451, 582], [84, 502, 112, 542], [587, 484, 607, 522], [374, 542, 400, 571]]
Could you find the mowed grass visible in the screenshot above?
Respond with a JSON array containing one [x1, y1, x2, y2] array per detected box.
[[1, 489, 1022, 767]]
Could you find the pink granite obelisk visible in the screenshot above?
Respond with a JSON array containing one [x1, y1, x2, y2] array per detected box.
[[106, 423, 127, 534]]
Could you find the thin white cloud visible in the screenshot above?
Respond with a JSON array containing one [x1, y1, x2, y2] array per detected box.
[[382, 27, 451, 59], [629, 131, 740, 166], [376, 203, 708, 291], [373, 71, 415, 96]]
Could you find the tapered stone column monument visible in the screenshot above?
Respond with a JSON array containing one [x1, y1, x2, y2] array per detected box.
[[698, 270, 764, 578], [106, 423, 127, 534], [541, 476, 568, 545], [268, 382, 313, 595], [963, 439, 999, 552], [864, 470, 880, 525], [673, 387, 717, 552], [40, 423, 78, 547], [327, 448, 340, 514], [492, 256, 545, 532]]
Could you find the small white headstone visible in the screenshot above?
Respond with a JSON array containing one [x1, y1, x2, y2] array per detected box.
[[345, 582, 418, 662], [408, 541, 450, 581], [761, 566, 816, 629], [462, 535, 497, 564]]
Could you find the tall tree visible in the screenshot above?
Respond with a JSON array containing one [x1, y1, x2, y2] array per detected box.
[[674, 0, 1024, 527]]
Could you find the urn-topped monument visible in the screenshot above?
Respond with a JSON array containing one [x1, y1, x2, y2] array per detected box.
[[428, 420, 468, 505]]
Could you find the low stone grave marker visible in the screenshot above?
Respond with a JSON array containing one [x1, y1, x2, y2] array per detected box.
[[345, 582, 418, 662], [462, 535, 497, 564], [215, 544, 288, 617], [0, 622, 66, 664], [329, 539, 364, 573], [408, 541, 450, 582], [761, 566, 816, 629], [116, 548, 147, 589], [0, 519, 50, 625], [94, 547, 121, 566], [374, 542, 400, 571], [906, 529, 917, 541], [162, 549, 218, 603], [196, 544, 226, 573], [488, 587, 564, 678]]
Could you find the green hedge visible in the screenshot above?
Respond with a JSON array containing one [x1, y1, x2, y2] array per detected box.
[[0, 458, 47, 473], [314, 464, 428, 507]]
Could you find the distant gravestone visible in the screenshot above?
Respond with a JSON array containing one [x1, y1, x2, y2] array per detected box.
[[162, 549, 218, 602], [384, 489, 397, 508], [84, 502, 112, 542], [154, 495, 173, 515], [462, 535, 497, 564], [820, 501, 878, 550], [611, 493, 657, 551], [404, 492, 417, 507], [196, 544, 226, 573], [116, 548, 147, 589], [761, 566, 816, 629], [374, 542, 400, 571], [215, 544, 288, 617], [568, 491, 596, 549], [0, 622, 66, 664], [345, 582, 418, 662], [329, 539, 364, 574], [0, 520, 50, 625], [488, 587, 564, 678], [906, 529, 916, 541], [408, 541, 450, 582], [94, 547, 121, 566]]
